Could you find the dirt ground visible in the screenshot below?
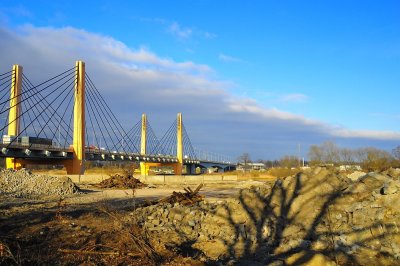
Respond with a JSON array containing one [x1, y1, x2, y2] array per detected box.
[[2, 168, 400, 265], [0, 181, 262, 265]]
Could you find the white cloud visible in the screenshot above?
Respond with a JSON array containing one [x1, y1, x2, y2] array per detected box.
[[218, 53, 243, 63], [204, 31, 217, 39], [167, 22, 192, 39], [227, 97, 313, 123], [1, 24, 399, 159], [332, 129, 400, 140]]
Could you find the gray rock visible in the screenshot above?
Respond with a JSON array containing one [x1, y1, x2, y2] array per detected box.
[[347, 171, 366, 182], [381, 181, 398, 195], [188, 220, 196, 227]]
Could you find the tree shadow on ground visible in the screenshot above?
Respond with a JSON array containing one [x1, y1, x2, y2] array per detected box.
[[0, 195, 165, 265], [172, 170, 399, 265]]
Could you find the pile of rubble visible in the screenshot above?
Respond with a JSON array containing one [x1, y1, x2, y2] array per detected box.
[[158, 184, 203, 206], [97, 173, 146, 189], [130, 168, 400, 265], [0, 169, 80, 198]]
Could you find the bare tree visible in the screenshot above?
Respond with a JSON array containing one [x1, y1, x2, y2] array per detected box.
[[321, 141, 340, 164], [279, 155, 299, 169], [392, 146, 400, 160], [359, 147, 393, 171], [308, 145, 323, 165], [340, 148, 355, 165], [238, 153, 252, 172]]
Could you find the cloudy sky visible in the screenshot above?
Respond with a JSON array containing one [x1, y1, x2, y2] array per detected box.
[[0, 1, 399, 160]]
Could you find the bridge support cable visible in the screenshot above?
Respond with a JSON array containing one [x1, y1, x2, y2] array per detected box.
[[85, 73, 139, 154], [0, 68, 76, 135], [85, 79, 133, 155], [3, 72, 76, 148], [122, 119, 142, 154], [182, 124, 197, 160], [22, 74, 74, 146], [0, 71, 14, 137], [139, 117, 177, 175], [0, 65, 77, 170], [154, 118, 177, 157], [84, 81, 114, 156], [145, 121, 161, 155], [137, 114, 163, 175], [17, 79, 74, 152], [142, 113, 199, 175], [0, 62, 234, 174], [0, 67, 75, 113], [85, 74, 139, 153], [5, 75, 75, 150]]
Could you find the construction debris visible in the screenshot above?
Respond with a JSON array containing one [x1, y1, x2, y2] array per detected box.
[[0, 169, 80, 198], [158, 184, 203, 206], [130, 169, 400, 264], [97, 173, 146, 189]]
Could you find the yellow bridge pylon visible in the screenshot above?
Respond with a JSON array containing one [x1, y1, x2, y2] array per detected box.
[[3, 61, 189, 176], [5, 61, 86, 175], [5, 65, 23, 170], [139, 113, 184, 175], [64, 60, 85, 174]]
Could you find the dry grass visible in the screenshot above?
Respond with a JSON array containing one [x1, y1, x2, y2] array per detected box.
[[266, 167, 300, 178], [31, 166, 131, 176], [236, 170, 277, 181], [0, 240, 20, 265]]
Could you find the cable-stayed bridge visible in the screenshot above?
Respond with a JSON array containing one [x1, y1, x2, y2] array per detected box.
[[0, 61, 236, 175]]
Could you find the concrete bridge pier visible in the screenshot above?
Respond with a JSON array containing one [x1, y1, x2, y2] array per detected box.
[[185, 164, 197, 175]]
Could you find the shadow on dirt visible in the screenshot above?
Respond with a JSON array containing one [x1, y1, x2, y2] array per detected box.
[[168, 169, 400, 265]]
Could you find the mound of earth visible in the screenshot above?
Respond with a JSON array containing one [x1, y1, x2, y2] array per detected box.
[[130, 168, 400, 265], [0, 168, 80, 198], [97, 173, 146, 189]]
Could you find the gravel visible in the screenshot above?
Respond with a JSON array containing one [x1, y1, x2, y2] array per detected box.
[[0, 168, 80, 198]]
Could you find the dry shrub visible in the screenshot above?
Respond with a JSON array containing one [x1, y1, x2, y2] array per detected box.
[[250, 171, 260, 178], [97, 205, 161, 264], [267, 167, 300, 178], [0, 240, 20, 265]]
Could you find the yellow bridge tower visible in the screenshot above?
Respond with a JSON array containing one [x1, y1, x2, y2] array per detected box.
[[65, 60, 85, 174], [140, 113, 148, 175], [5, 65, 23, 169], [139, 113, 184, 175]]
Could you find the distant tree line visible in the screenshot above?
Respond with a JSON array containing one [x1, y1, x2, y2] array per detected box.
[[238, 153, 300, 170], [238, 141, 400, 172], [308, 141, 400, 171]]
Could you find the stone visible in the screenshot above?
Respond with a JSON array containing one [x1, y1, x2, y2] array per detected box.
[[347, 171, 366, 182], [188, 220, 196, 227], [173, 214, 183, 221], [381, 181, 398, 195], [0, 169, 80, 198]]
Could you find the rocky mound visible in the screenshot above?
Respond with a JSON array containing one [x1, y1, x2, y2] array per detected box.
[[130, 168, 400, 265], [97, 173, 146, 189], [0, 169, 80, 198]]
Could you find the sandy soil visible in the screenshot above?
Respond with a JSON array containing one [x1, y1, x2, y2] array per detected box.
[[0, 181, 264, 265]]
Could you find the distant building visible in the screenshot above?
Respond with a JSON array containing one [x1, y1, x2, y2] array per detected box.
[[237, 162, 266, 171]]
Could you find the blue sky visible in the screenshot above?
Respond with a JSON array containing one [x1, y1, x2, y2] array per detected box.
[[0, 1, 399, 160]]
